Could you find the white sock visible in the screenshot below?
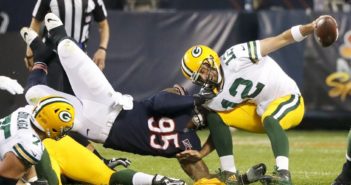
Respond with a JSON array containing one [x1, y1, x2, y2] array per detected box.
[[276, 156, 289, 170], [220, 155, 237, 172], [132, 172, 155, 185], [346, 153, 351, 161]]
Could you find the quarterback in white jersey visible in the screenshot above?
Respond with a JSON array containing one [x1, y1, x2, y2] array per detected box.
[[206, 40, 301, 116], [180, 15, 331, 185]]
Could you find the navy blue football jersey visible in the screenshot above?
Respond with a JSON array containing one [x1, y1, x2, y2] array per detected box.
[[103, 91, 201, 157]]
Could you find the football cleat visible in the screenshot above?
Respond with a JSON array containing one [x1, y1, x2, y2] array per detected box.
[[242, 163, 267, 183], [20, 27, 38, 46], [214, 169, 241, 185], [44, 13, 63, 31], [44, 13, 68, 47], [152, 174, 186, 185], [332, 162, 351, 185], [260, 166, 292, 185]]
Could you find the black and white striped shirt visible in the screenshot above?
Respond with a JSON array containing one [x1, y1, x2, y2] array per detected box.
[[32, 0, 107, 44]]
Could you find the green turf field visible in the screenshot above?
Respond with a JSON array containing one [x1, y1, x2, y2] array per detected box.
[[94, 129, 348, 185]]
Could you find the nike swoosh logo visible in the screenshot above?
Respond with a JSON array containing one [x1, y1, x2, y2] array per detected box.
[[47, 18, 57, 23], [86, 128, 90, 136]]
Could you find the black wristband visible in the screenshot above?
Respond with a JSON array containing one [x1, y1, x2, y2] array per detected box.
[[99, 46, 107, 51]]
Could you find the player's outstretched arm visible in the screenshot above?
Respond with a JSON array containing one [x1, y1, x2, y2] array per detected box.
[[260, 18, 316, 57]]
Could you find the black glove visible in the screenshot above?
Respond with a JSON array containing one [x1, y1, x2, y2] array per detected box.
[[193, 85, 216, 106], [106, 158, 132, 169]]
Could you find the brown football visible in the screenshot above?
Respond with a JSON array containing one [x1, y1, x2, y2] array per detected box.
[[315, 16, 338, 47]]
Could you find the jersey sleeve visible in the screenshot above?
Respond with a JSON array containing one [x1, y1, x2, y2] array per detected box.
[[11, 132, 43, 166], [92, 0, 107, 22], [144, 91, 195, 115], [220, 41, 263, 70], [32, 0, 51, 21]]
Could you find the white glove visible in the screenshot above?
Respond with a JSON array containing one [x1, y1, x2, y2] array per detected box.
[[110, 91, 134, 110], [0, 76, 24, 95]]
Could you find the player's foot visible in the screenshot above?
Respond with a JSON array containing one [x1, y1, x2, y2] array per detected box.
[[44, 13, 68, 46], [332, 162, 351, 185], [152, 174, 186, 185], [20, 27, 38, 46], [241, 163, 267, 184], [20, 27, 54, 65], [214, 169, 241, 185], [260, 167, 292, 185]]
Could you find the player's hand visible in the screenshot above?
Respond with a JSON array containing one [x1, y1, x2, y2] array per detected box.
[[107, 158, 132, 169], [176, 150, 202, 163], [0, 76, 24, 95], [193, 85, 216, 106], [93, 49, 106, 70]]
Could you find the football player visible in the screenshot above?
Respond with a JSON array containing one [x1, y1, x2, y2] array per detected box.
[[20, 13, 267, 185], [179, 15, 327, 185], [332, 129, 351, 185], [0, 94, 74, 185]]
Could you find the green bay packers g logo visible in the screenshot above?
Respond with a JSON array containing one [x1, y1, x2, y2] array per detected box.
[[59, 111, 72, 122], [192, 46, 202, 58]]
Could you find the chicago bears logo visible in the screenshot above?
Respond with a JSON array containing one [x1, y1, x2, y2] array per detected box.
[[59, 111, 72, 122], [192, 46, 202, 58]]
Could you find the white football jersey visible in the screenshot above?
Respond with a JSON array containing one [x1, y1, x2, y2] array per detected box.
[[205, 41, 300, 115], [0, 105, 43, 165]]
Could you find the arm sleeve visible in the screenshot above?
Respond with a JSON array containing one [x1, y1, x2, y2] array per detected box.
[[144, 91, 195, 114], [92, 0, 107, 22], [32, 0, 51, 21], [35, 149, 59, 185], [221, 41, 263, 71], [207, 112, 233, 157]]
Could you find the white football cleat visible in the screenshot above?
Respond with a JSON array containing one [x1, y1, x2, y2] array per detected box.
[[44, 13, 63, 31], [20, 27, 38, 46]]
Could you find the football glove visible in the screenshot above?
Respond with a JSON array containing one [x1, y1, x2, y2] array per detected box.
[[110, 91, 134, 110], [106, 158, 132, 169], [193, 85, 216, 106], [0, 76, 24, 95]]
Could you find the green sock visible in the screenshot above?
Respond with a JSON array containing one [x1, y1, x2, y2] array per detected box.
[[35, 149, 59, 185], [109, 169, 136, 185], [207, 112, 233, 156], [263, 116, 289, 157]]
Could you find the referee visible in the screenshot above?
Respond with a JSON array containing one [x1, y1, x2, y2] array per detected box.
[[24, 0, 110, 94]]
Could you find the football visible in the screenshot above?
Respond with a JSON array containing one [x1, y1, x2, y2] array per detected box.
[[315, 15, 338, 47]]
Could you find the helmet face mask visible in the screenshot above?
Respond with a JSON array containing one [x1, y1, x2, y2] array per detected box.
[[31, 96, 75, 140], [181, 45, 222, 90]]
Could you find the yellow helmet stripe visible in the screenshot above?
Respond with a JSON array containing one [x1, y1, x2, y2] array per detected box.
[[33, 97, 72, 118], [13, 143, 38, 165], [181, 58, 193, 78]]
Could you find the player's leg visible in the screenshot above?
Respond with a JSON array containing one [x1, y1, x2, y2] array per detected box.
[[43, 136, 114, 184], [332, 128, 351, 185], [44, 13, 130, 141], [260, 94, 304, 185], [44, 136, 186, 185], [210, 103, 261, 173]]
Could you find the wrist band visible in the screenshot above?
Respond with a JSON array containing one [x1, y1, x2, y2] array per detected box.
[[291, 25, 307, 42], [99, 46, 107, 51]]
